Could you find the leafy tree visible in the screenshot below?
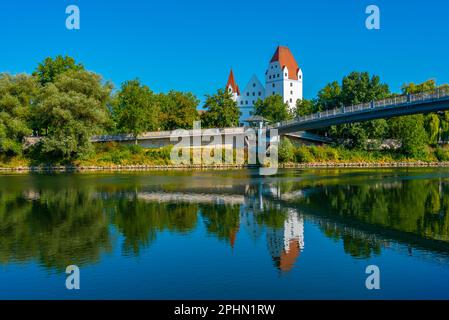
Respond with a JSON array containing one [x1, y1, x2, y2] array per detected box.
[[34, 70, 112, 161], [319, 72, 390, 149], [253, 94, 291, 123], [316, 81, 342, 111], [295, 99, 316, 117], [401, 80, 449, 145], [390, 115, 428, 157], [340, 72, 389, 106], [33, 55, 84, 86], [278, 137, 296, 163], [201, 88, 240, 128], [426, 114, 440, 146], [112, 79, 160, 142], [0, 74, 37, 155], [159, 91, 199, 130], [401, 79, 437, 94]]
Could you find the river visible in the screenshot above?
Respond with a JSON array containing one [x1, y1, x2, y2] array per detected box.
[[1, 168, 449, 299]]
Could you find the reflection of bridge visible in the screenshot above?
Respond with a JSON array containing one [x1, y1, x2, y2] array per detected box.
[[133, 180, 449, 269], [272, 89, 449, 135], [137, 192, 244, 205]]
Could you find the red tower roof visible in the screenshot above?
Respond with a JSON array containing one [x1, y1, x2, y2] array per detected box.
[[226, 69, 240, 95], [270, 46, 300, 80]]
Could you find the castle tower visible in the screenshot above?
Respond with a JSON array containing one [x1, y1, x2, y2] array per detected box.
[[226, 69, 240, 102], [265, 46, 303, 111]]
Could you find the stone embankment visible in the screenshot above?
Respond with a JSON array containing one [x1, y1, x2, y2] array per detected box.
[[1, 162, 449, 172]]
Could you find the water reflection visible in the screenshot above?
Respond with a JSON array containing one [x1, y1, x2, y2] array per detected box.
[[1, 169, 449, 273]]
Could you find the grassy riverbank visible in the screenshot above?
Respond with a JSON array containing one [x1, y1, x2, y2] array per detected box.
[[2, 141, 449, 172]]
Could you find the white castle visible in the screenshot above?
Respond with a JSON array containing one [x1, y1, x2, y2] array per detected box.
[[226, 46, 303, 125]]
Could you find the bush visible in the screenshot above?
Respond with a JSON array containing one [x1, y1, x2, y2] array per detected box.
[[295, 146, 315, 163], [278, 138, 295, 163], [127, 144, 144, 155], [435, 147, 449, 161], [324, 146, 339, 161], [146, 145, 172, 161], [96, 142, 119, 153], [309, 146, 327, 162]]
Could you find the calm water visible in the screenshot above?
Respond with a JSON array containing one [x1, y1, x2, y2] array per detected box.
[[1, 168, 449, 299]]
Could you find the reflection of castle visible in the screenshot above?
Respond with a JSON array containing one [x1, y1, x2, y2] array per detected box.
[[239, 207, 304, 272], [266, 209, 304, 272]]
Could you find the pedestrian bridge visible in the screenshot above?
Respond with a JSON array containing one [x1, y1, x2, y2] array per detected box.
[[272, 88, 449, 135]]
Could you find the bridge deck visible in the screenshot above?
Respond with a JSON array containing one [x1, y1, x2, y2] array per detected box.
[[273, 89, 449, 134]]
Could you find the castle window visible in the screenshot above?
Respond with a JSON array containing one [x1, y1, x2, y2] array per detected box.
[[252, 100, 255, 104], [253, 83, 256, 87], [247, 92, 249, 96], [299, 75, 302, 79], [252, 92, 255, 96], [245, 101, 248, 105], [290, 83, 293, 87], [290, 98, 293, 103], [285, 73, 287, 77], [272, 83, 275, 88], [277, 74, 280, 78], [241, 101, 243, 105], [258, 92, 261, 96], [291, 91, 293, 95], [272, 92, 275, 95], [269, 75, 271, 79]]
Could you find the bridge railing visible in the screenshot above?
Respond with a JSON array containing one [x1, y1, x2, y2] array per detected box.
[[272, 88, 449, 129]]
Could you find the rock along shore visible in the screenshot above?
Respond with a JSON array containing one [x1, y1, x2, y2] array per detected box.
[[1, 161, 449, 172]]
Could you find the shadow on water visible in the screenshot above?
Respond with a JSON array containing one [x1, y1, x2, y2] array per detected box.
[[1, 168, 449, 273]]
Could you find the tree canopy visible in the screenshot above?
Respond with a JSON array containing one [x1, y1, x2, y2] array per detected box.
[[34, 70, 112, 160], [158, 91, 199, 130], [112, 79, 160, 140], [254, 94, 292, 123], [201, 88, 240, 128], [0, 74, 37, 155], [33, 55, 84, 86]]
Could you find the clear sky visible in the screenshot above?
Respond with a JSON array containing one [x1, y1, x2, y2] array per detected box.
[[0, 0, 448, 102]]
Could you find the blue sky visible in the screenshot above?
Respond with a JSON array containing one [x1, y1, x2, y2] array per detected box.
[[0, 0, 448, 102]]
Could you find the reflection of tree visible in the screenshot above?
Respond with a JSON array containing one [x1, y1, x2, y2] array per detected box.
[[255, 206, 288, 229], [0, 188, 111, 271], [111, 199, 198, 255], [200, 204, 240, 247], [295, 179, 449, 246], [320, 224, 381, 259]]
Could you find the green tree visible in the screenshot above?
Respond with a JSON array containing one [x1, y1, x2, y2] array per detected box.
[[112, 79, 160, 142], [201, 88, 240, 128], [401, 80, 449, 145], [320, 72, 390, 149], [295, 99, 316, 117], [426, 114, 440, 146], [253, 94, 291, 123], [159, 91, 199, 130], [33, 55, 84, 86], [0, 74, 37, 155], [401, 79, 436, 94], [390, 115, 428, 157], [278, 137, 296, 163], [340, 72, 389, 106], [316, 81, 342, 111], [34, 70, 112, 161]]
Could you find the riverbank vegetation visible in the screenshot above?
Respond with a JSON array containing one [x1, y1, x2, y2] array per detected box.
[[278, 138, 449, 164], [1, 55, 449, 167]]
